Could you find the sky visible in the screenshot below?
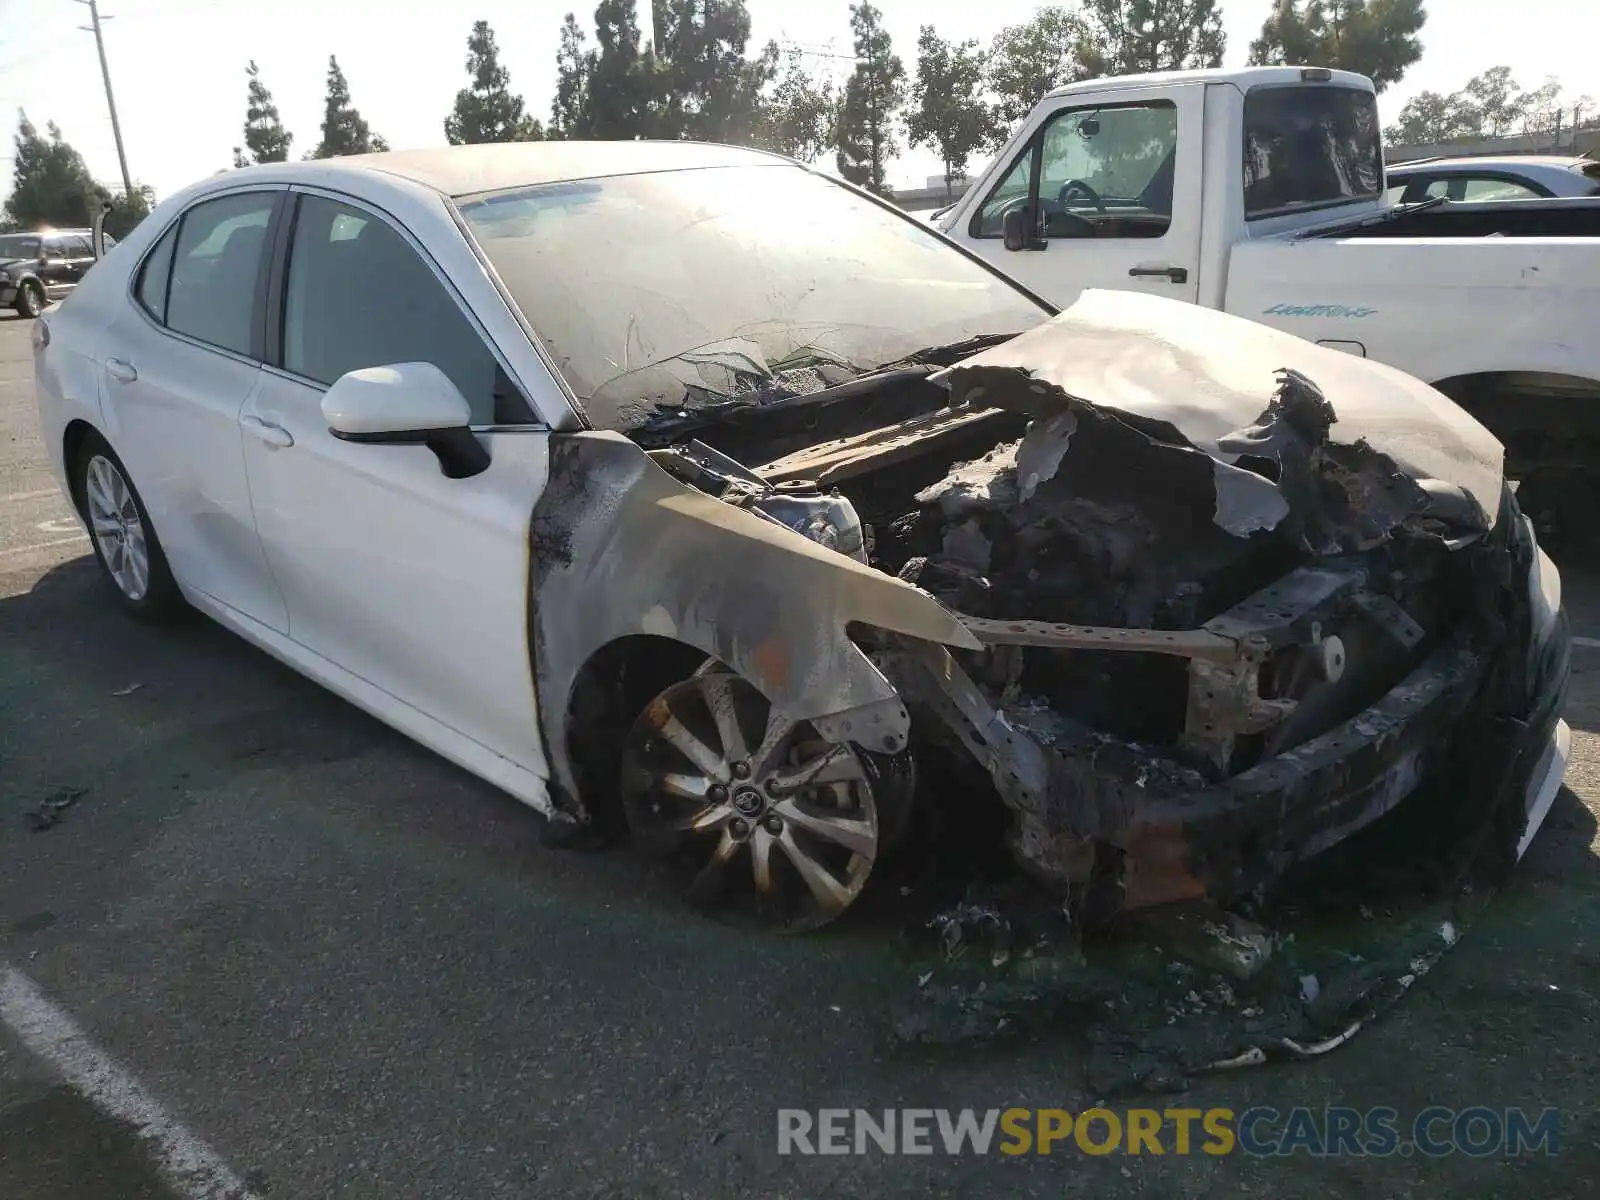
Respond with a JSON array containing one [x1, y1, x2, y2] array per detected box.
[[1, 0, 1595, 207]]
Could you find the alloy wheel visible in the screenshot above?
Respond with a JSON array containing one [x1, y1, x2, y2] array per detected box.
[[621, 671, 880, 932], [84, 454, 150, 602]]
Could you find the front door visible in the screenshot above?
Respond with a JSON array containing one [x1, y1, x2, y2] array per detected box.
[[946, 86, 1204, 308], [100, 188, 289, 631], [241, 190, 550, 772]]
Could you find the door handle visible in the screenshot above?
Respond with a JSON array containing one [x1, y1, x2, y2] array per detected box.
[[241, 415, 294, 448], [1128, 265, 1189, 284], [105, 357, 138, 383]]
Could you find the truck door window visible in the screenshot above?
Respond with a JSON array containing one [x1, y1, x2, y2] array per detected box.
[[972, 101, 1177, 240]]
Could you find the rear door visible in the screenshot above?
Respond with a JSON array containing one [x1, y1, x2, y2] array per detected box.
[[99, 188, 290, 631], [944, 85, 1204, 306]]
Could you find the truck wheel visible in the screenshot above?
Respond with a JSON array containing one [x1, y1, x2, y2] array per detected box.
[[15, 281, 43, 319]]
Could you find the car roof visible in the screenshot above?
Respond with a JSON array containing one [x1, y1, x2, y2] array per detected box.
[[235, 141, 792, 200]]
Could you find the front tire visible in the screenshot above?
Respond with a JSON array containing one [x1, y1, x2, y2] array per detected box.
[[14, 281, 43, 319], [74, 433, 185, 621]]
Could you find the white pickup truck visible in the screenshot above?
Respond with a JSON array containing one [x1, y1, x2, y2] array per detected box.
[[935, 66, 1600, 522]]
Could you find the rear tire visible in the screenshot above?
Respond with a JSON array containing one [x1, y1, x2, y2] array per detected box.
[[15, 281, 42, 319], [73, 432, 185, 622]]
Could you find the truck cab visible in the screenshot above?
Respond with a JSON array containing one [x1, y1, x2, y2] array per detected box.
[[938, 66, 1383, 311]]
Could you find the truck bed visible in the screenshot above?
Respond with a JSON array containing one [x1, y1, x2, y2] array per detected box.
[[1312, 196, 1600, 239]]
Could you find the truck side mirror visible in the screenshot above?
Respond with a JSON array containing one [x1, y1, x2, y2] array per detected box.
[[1002, 208, 1038, 252]]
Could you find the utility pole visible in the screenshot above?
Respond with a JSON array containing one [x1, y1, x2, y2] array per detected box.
[[75, 0, 134, 198]]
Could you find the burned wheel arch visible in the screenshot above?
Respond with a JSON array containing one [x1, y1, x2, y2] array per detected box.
[[526, 431, 980, 822]]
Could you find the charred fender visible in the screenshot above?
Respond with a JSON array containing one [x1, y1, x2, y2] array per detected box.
[[528, 431, 981, 817]]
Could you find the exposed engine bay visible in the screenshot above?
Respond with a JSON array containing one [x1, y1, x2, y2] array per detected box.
[[633, 291, 1569, 921]]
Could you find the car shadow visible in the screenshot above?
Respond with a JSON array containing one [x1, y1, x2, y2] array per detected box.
[[0, 557, 615, 893]]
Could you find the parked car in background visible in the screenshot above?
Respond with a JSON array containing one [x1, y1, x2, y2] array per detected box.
[[32, 143, 1569, 934], [0, 228, 116, 318], [1385, 155, 1600, 204]]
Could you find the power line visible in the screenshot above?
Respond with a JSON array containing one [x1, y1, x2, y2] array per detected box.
[[74, 0, 133, 197]]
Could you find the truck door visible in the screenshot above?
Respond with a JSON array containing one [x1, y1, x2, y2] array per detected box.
[[946, 86, 1203, 307]]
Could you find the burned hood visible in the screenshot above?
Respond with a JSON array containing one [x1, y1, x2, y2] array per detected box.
[[939, 289, 1505, 539]]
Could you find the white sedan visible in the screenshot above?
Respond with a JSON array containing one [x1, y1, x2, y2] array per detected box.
[[34, 142, 1570, 933]]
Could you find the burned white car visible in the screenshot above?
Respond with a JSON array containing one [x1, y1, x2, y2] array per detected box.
[[38, 145, 1570, 936]]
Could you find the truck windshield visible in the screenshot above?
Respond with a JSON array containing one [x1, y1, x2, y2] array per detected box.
[[455, 163, 1044, 432], [1242, 84, 1382, 219]]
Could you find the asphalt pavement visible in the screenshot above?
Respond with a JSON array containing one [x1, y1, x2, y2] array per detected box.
[[3, 312, 1600, 1198]]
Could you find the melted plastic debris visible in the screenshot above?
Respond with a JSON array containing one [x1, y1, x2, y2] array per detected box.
[[880, 782, 1513, 1095]]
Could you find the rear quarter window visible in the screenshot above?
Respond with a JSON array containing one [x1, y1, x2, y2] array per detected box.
[[1243, 84, 1383, 219]]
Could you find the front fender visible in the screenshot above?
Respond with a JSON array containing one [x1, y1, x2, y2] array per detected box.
[[529, 431, 980, 803]]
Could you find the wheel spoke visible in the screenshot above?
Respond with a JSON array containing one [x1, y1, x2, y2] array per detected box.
[[774, 797, 877, 858], [674, 802, 734, 833], [769, 745, 865, 793], [751, 827, 776, 896], [777, 828, 853, 912], [653, 771, 712, 802], [700, 673, 749, 762], [688, 829, 740, 904], [86, 462, 113, 517], [127, 536, 149, 598], [750, 709, 798, 777], [111, 474, 132, 517], [650, 704, 729, 780], [90, 514, 120, 536]]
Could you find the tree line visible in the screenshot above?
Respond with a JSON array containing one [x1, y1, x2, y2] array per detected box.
[[4, 0, 1592, 235], [227, 0, 1432, 198], [1386, 66, 1593, 145]]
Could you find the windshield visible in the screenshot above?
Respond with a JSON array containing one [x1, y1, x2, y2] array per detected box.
[[1243, 84, 1383, 219], [456, 163, 1045, 431], [0, 235, 41, 260]]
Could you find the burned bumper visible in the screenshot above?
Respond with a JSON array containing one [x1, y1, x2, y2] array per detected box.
[[879, 506, 1571, 913]]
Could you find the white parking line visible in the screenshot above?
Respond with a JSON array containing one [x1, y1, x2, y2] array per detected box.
[[0, 533, 88, 559], [1, 488, 60, 503], [0, 967, 260, 1200]]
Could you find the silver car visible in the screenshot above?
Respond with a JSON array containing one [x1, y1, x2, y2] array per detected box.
[[1385, 155, 1600, 204]]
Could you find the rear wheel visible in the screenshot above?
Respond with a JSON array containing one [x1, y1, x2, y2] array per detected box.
[[621, 671, 898, 932], [14, 281, 42, 319], [74, 434, 184, 621]]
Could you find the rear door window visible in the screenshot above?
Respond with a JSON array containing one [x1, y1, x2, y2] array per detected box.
[[1243, 84, 1383, 219], [164, 192, 276, 357], [135, 225, 179, 322]]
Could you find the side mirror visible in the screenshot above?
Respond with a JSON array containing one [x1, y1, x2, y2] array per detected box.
[[322, 362, 489, 479], [1002, 207, 1039, 252]]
